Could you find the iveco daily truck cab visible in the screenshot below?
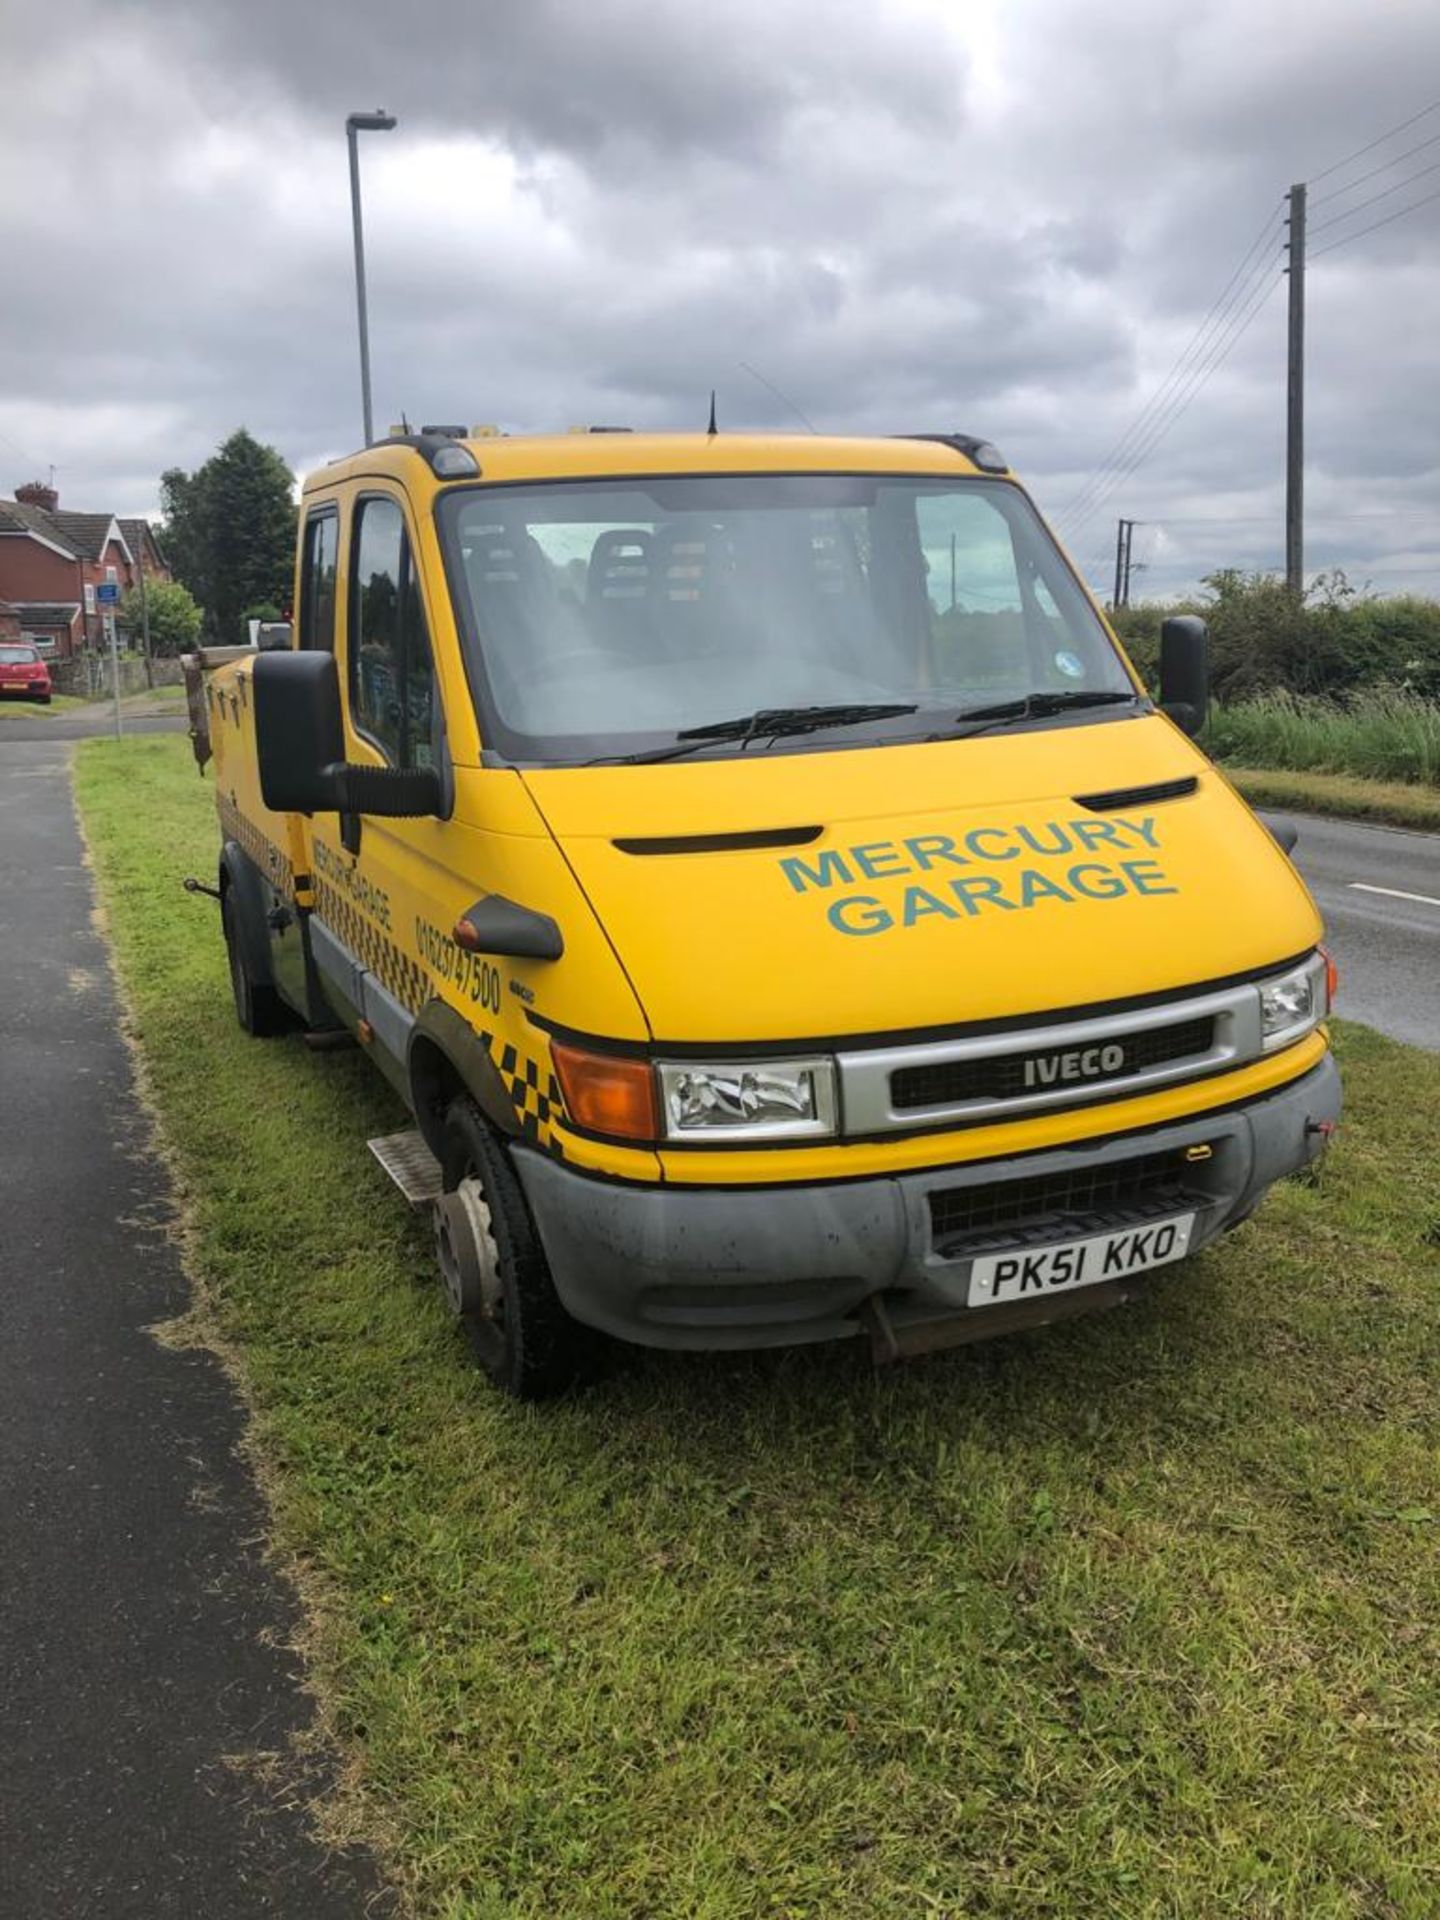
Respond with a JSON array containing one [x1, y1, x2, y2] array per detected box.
[[198, 427, 1340, 1397]]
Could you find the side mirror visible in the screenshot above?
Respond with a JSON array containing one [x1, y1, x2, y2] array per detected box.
[[1159, 615, 1209, 738], [254, 652, 344, 811], [253, 651, 442, 817], [256, 622, 293, 652]]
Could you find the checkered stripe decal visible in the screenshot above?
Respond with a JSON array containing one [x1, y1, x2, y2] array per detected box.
[[312, 876, 433, 1014], [218, 792, 292, 895], [493, 1038, 567, 1153], [310, 881, 566, 1155]]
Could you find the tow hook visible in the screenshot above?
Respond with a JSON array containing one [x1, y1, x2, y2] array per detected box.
[[182, 875, 222, 902], [1306, 1119, 1337, 1141]]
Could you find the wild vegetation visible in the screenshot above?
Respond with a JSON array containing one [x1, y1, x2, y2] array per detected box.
[[1206, 688, 1440, 786], [75, 733, 1440, 1919], [1111, 570, 1440, 703]]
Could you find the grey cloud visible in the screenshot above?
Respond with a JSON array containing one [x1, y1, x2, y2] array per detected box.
[[2, 0, 1437, 598]]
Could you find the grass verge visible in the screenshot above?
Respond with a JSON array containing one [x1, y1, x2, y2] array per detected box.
[[76, 734, 1440, 1920], [1227, 766, 1440, 832], [0, 683, 186, 721], [0, 691, 87, 717], [1206, 692, 1440, 786]]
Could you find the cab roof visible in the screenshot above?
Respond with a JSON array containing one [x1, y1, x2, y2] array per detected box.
[[303, 430, 1007, 498]]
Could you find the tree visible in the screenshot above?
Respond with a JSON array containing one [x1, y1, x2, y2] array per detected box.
[[117, 578, 203, 656], [160, 429, 297, 641]]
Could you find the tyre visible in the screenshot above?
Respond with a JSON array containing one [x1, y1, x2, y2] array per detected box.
[[435, 1094, 602, 1399], [221, 887, 288, 1037]]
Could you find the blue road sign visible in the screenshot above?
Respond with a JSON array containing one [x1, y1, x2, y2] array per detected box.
[[96, 582, 120, 605]]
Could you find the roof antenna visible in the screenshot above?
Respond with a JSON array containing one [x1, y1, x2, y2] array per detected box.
[[707, 389, 718, 437], [400, 410, 411, 434]]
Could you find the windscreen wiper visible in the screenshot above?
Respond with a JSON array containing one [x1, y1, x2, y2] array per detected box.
[[591, 702, 918, 766], [951, 688, 1140, 738]]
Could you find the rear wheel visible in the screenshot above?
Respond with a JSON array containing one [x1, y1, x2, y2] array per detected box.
[[435, 1095, 602, 1399], [221, 887, 288, 1037]]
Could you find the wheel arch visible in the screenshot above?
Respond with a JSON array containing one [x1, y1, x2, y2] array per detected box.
[[408, 999, 520, 1155]]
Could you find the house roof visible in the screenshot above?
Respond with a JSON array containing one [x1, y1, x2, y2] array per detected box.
[[49, 511, 123, 563], [0, 499, 84, 556], [119, 517, 167, 567], [7, 601, 81, 623]]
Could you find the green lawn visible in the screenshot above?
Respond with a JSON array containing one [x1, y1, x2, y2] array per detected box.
[[75, 735, 1440, 1920]]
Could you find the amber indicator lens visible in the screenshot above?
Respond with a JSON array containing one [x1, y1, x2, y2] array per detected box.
[[550, 1042, 658, 1142]]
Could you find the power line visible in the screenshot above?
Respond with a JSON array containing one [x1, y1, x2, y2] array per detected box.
[[1056, 205, 1283, 533], [0, 425, 42, 471], [1064, 270, 1282, 542], [1310, 128, 1440, 208], [1310, 183, 1440, 258], [1134, 509, 1440, 525], [1309, 97, 1440, 186], [1308, 158, 1440, 235]]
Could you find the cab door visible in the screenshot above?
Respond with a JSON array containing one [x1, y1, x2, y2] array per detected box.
[[307, 486, 463, 1096]]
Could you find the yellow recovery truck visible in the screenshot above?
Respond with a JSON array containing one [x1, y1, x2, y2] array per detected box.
[[193, 426, 1339, 1397]]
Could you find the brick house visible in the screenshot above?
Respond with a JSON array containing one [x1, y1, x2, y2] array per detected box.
[[0, 481, 171, 659]]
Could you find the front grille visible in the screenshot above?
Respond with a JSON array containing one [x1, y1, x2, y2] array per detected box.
[[892, 1014, 1216, 1112], [929, 1145, 1214, 1256]]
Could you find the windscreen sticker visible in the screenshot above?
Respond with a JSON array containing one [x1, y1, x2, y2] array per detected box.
[[779, 815, 1178, 936]]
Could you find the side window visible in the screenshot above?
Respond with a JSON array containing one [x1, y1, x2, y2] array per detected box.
[[299, 510, 338, 650], [349, 496, 438, 768]]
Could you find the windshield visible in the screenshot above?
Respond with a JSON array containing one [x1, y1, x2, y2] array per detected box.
[[437, 474, 1135, 764], [0, 645, 40, 664]]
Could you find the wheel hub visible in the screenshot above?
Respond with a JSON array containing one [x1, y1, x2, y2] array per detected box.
[[433, 1176, 501, 1320]]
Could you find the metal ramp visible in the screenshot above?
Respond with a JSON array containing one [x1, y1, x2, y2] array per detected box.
[[367, 1129, 444, 1209]]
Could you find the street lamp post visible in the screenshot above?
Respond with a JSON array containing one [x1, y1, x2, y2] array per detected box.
[[346, 110, 397, 447]]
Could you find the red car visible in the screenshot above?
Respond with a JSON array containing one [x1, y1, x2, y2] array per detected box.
[[0, 641, 52, 703]]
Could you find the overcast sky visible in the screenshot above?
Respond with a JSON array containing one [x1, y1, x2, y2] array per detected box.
[[3, 0, 1438, 598]]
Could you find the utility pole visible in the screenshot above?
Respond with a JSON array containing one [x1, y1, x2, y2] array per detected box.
[[135, 524, 153, 688], [1285, 181, 1306, 596], [1112, 517, 1136, 610]]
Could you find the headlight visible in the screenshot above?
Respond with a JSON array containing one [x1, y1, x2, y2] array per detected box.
[[1258, 953, 1329, 1051], [657, 1058, 838, 1141]]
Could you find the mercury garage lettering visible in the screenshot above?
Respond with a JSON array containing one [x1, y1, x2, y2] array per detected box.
[[778, 815, 1178, 936]]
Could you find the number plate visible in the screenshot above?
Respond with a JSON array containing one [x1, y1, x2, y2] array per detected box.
[[967, 1213, 1195, 1308]]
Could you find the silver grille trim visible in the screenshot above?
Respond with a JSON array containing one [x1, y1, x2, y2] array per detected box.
[[837, 982, 1264, 1135]]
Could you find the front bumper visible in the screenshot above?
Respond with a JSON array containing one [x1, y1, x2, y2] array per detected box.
[[514, 1053, 1341, 1352]]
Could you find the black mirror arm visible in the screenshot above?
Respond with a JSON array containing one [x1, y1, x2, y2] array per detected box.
[[320, 763, 443, 818]]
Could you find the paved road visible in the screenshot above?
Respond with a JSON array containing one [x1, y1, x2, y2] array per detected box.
[[0, 738, 387, 1918], [1287, 813, 1439, 1051]]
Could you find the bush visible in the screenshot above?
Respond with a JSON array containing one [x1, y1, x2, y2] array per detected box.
[[117, 578, 203, 656], [1110, 571, 1440, 703]]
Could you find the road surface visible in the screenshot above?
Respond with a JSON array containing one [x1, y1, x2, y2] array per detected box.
[[1287, 813, 1439, 1051], [0, 735, 387, 1917]]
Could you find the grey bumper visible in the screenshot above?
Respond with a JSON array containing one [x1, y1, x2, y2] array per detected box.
[[513, 1053, 1341, 1352]]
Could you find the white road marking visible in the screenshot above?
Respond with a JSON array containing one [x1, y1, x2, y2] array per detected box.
[[1348, 882, 1440, 908]]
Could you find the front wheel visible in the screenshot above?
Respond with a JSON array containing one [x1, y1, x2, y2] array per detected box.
[[435, 1095, 603, 1399]]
